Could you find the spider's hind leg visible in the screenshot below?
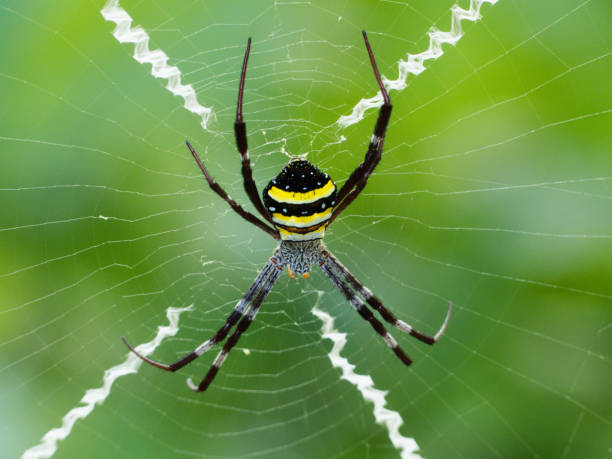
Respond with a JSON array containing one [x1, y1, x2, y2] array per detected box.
[[187, 261, 284, 392], [326, 251, 451, 345], [123, 253, 283, 378], [319, 253, 413, 366]]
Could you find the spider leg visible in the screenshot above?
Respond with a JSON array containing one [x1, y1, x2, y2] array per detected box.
[[325, 251, 451, 344], [319, 253, 413, 366], [185, 140, 279, 240], [234, 38, 276, 226], [187, 262, 283, 392], [123, 254, 282, 372], [328, 30, 392, 227]]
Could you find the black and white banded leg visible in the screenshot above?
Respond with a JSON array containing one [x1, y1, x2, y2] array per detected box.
[[122, 252, 283, 374], [319, 253, 413, 366], [187, 262, 283, 392], [325, 251, 451, 345]]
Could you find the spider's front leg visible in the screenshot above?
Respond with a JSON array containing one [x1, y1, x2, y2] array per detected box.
[[328, 30, 393, 226], [184, 37, 280, 240], [233, 37, 276, 226]]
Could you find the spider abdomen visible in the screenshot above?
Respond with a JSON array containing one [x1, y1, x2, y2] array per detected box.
[[263, 159, 337, 241]]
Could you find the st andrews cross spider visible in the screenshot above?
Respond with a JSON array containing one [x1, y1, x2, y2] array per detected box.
[[123, 31, 451, 392]]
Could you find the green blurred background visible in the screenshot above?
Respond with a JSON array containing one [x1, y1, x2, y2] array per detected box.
[[1, 0, 610, 457]]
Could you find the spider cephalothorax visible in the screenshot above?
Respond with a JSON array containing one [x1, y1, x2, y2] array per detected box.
[[123, 31, 451, 392], [279, 239, 324, 278]]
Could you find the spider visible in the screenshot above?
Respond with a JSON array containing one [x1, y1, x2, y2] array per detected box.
[[123, 31, 451, 392]]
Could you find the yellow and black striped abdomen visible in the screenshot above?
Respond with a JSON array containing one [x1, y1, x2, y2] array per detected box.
[[263, 159, 337, 241]]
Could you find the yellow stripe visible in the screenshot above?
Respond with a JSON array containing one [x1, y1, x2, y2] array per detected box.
[[267, 180, 334, 204], [271, 207, 332, 228], [278, 226, 326, 241]]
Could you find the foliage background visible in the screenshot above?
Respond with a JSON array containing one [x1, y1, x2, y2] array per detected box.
[[1, 0, 610, 457]]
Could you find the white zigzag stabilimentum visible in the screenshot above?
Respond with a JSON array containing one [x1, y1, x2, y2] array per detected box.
[[21, 305, 193, 459], [101, 0, 213, 130], [338, 0, 499, 128], [312, 304, 422, 459]]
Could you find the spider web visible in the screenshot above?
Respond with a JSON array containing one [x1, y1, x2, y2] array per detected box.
[[1, 0, 611, 458]]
